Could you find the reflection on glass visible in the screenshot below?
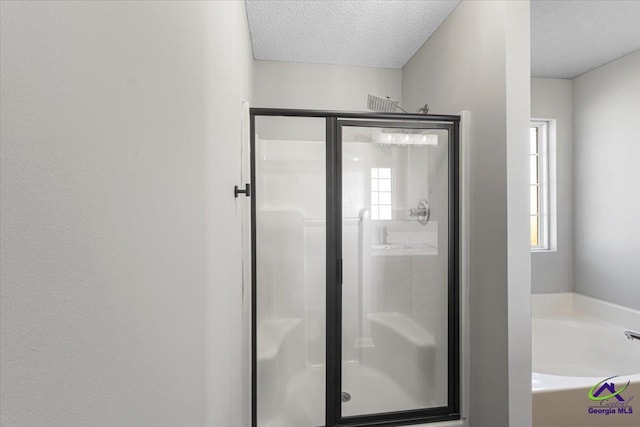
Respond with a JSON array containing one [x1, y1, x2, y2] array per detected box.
[[254, 116, 326, 427], [371, 168, 392, 220], [341, 125, 450, 417]]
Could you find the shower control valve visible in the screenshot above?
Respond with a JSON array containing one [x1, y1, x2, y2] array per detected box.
[[409, 199, 431, 225]]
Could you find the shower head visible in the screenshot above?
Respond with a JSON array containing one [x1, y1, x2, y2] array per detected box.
[[367, 94, 401, 113], [367, 94, 429, 114]]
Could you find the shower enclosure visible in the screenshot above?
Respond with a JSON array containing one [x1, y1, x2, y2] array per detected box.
[[248, 109, 460, 427]]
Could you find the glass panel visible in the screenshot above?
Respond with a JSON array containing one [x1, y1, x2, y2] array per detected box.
[[530, 127, 538, 153], [379, 192, 391, 205], [371, 206, 379, 220], [530, 155, 538, 184], [379, 205, 392, 220], [254, 116, 325, 427], [531, 216, 539, 247], [341, 125, 450, 417], [530, 185, 539, 215]]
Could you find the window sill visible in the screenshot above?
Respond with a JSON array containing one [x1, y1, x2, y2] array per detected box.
[[531, 248, 557, 253]]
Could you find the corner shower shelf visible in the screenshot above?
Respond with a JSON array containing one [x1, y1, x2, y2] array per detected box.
[[371, 244, 437, 257]]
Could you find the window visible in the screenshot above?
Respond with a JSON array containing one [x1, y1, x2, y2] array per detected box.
[[371, 167, 392, 220], [530, 121, 550, 250]]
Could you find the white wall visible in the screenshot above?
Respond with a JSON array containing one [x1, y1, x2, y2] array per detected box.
[[253, 60, 401, 110], [403, 1, 531, 426], [0, 2, 252, 426], [505, 3, 532, 425], [530, 78, 574, 293], [573, 50, 640, 310]]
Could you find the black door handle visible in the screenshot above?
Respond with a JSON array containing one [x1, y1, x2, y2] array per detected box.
[[234, 184, 251, 198]]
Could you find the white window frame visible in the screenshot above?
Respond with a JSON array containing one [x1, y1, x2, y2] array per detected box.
[[530, 120, 551, 251]]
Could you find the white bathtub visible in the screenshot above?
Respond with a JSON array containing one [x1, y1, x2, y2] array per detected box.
[[532, 293, 640, 427]]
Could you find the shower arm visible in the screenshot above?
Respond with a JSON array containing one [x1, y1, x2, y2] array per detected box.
[[625, 330, 640, 341], [391, 103, 430, 114]]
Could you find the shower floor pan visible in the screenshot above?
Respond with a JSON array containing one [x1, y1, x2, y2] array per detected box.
[[257, 312, 442, 427], [262, 362, 436, 427]]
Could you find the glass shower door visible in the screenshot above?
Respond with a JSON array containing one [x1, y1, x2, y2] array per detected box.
[[338, 121, 457, 421]]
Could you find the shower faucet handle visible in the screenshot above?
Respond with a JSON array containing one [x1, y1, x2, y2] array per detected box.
[[409, 207, 429, 216], [234, 183, 251, 198], [409, 199, 430, 225]]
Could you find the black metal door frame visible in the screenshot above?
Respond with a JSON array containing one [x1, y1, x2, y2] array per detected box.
[[250, 108, 461, 427]]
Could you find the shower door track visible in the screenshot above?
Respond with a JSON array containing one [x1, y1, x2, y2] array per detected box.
[[250, 108, 461, 427]]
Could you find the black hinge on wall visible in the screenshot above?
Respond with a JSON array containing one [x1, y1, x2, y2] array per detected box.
[[234, 184, 251, 198]]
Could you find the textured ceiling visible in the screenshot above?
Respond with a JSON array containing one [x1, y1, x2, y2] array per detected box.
[[246, 0, 640, 78], [245, 0, 461, 69], [532, 0, 640, 78]]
